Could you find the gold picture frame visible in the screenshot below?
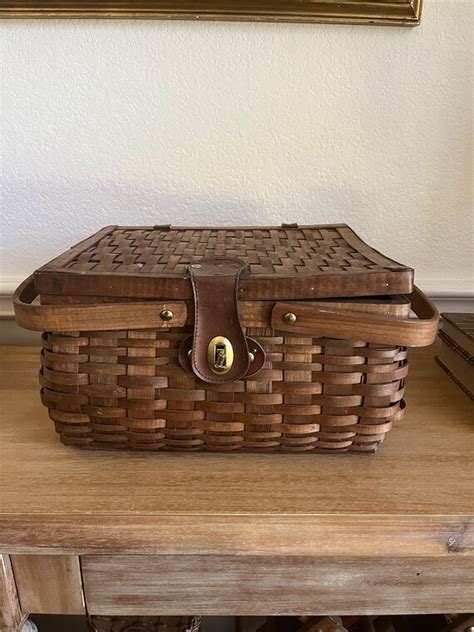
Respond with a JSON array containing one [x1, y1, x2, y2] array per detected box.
[[0, 1, 422, 26]]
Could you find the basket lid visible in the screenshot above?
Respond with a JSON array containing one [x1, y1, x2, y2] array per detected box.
[[34, 224, 413, 300]]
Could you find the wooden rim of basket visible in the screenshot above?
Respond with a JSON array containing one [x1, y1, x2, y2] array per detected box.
[[13, 275, 438, 347]]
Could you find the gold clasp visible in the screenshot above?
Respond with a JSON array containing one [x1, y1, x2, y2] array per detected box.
[[208, 336, 234, 374]]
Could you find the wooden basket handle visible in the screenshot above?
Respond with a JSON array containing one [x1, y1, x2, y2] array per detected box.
[[271, 287, 439, 347], [14, 276, 439, 346], [13, 276, 187, 332]]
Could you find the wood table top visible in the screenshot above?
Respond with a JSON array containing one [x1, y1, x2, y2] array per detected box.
[[0, 344, 472, 558]]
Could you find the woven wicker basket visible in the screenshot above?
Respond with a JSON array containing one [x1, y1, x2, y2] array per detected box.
[[87, 616, 201, 632], [14, 224, 439, 453]]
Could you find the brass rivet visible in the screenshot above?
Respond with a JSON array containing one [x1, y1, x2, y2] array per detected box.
[[249, 352, 255, 362], [160, 309, 174, 322], [188, 349, 193, 358], [465, 627, 474, 632], [190, 263, 201, 269], [283, 312, 297, 325]]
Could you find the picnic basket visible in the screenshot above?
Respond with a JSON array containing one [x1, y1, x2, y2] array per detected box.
[[13, 224, 439, 453]]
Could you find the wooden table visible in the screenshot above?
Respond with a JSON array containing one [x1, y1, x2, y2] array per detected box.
[[1, 345, 473, 630]]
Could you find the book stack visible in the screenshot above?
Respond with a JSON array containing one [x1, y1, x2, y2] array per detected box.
[[436, 313, 474, 400]]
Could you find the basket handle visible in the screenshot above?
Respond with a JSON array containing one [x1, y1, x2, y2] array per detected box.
[[271, 287, 439, 347], [13, 276, 187, 332]]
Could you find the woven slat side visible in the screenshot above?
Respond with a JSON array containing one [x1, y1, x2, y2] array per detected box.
[[41, 322, 407, 453]]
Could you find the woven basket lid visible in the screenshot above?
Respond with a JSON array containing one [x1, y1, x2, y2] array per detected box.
[[33, 224, 413, 300]]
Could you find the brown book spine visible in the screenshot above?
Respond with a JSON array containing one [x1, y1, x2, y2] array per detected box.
[[438, 330, 474, 365], [435, 356, 474, 400]]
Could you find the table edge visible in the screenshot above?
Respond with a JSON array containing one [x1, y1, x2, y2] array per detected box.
[[1, 512, 472, 557]]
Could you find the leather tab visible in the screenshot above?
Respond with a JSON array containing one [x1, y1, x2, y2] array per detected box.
[[188, 258, 250, 383]]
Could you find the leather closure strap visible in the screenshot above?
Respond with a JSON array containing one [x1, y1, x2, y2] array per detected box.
[[188, 258, 250, 383]]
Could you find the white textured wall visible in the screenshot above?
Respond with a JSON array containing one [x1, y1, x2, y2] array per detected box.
[[1, 0, 473, 297]]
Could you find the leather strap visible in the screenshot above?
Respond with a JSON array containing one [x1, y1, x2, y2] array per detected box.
[[188, 258, 250, 383]]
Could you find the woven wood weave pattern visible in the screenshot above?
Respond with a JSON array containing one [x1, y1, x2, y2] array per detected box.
[[87, 615, 201, 632], [40, 324, 408, 453], [53, 226, 406, 277]]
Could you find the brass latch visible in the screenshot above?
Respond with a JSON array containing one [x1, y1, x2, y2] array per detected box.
[[208, 336, 234, 374]]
